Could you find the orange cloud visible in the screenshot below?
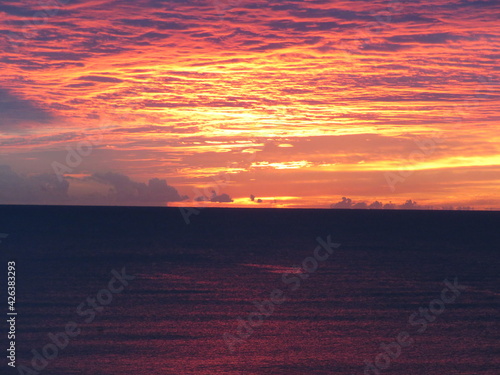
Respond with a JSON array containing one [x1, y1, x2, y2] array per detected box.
[[0, 0, 498, 209]]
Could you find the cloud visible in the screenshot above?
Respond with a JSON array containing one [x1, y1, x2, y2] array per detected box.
[[77, 75, 124, 83], [387, 32, 462, 44], [90, 172, 187, 204], [0, 165, 187, 206], [267, 20, 339, 32], [210, 193, 233, 202], [0, 88, 54, 128], [31, 52, 92, 61], [0, 165, 70, 204], [194, 190, 234, 203], [399, 199, 419, 209], [330, 197, 436, 210], [361, 43, 409, 52], [369, 201, 383, 209], [0, 4, 39, 17], [0, 0, 498, 210], [330, 196, 354, 209]]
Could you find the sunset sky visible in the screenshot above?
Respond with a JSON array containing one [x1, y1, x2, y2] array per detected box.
[[0, 0, 498, 209]]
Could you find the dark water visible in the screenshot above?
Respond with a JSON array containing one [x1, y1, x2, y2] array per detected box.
[[0, 206, 499, 374]]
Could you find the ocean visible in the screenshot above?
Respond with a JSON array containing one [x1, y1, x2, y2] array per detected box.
[[0, 206, 498, 374]]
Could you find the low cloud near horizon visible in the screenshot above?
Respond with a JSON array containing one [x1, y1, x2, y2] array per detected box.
[[0, 165, 190, 206], [0, 165, 484, 210], [329, 196, 473, 210]]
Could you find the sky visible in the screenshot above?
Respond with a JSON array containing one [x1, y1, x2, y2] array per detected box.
[[0, 0, 498, 209]]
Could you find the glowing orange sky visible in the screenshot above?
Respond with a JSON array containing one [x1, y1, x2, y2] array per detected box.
[[0, 0, 498, 209]]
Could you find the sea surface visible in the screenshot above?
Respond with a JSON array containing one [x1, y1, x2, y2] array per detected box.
[[0, 206, 498, 374]]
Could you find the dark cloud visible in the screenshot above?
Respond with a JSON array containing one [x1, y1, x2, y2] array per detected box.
[[250, 42, 291, 51], [91, 172, 187, 204], [369, 201, 383, 209], [387, 32, 462, 44], [77, 75, 124, 83], [110, 125, 198, 134], [32, 52, 92, 61], [0, 165, 187, 205], [190, 32, 213, 38], [137, 31, 172, 40], [330, 196, 354, 209], [0, 88, 54, 127], [361, 43, 409, 52], [400, 199, 419, 209], [194, 190, 233, 203], [330, 197, 432, 210], [0, 165, 70, 204], [0, 132, 81, 146], [456, 0, 499, 8], [291, 7, 369, 21], [268, 20, 339, 32], [65, 82, 96, 88], [153, 11, 200, 20], [390, 14, 436, 24], [120, 18, 196, 30], [210, 193, 233, 202], [0, 4, 40, 17]]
